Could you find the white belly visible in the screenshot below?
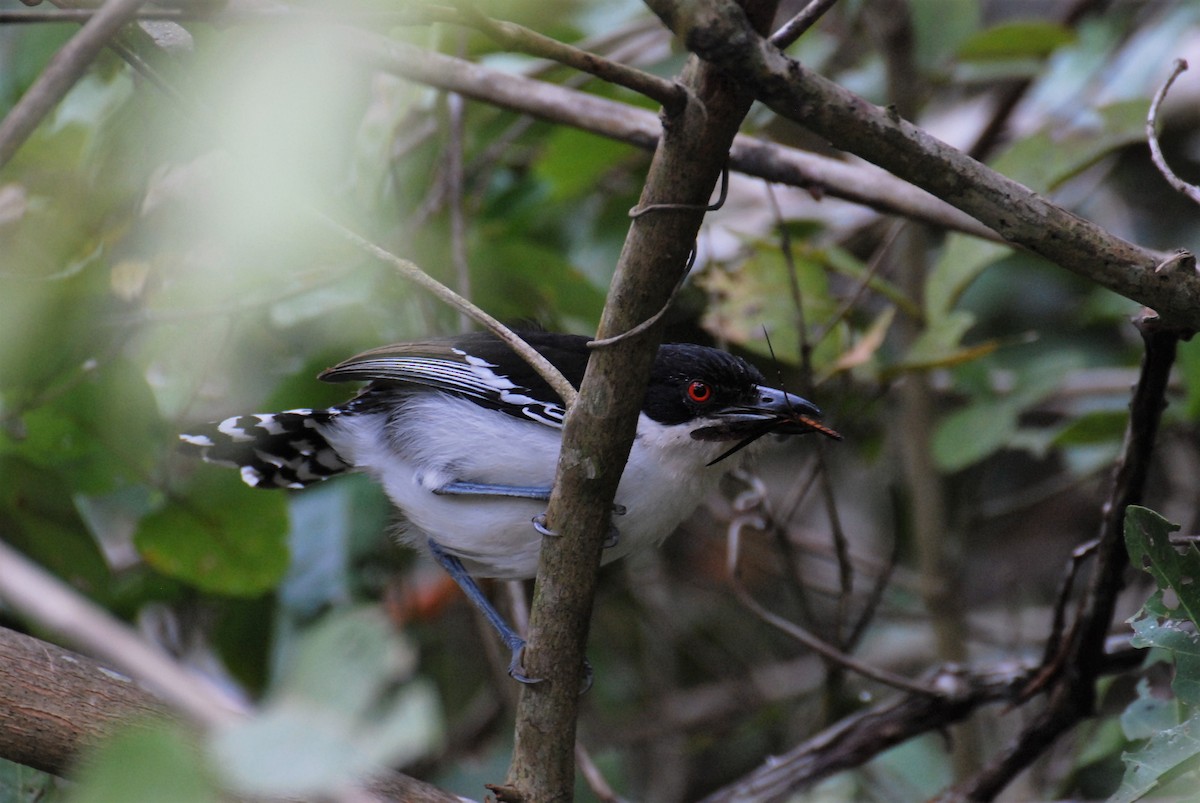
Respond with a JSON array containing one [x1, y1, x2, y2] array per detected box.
[[321, 395, 732, 579]]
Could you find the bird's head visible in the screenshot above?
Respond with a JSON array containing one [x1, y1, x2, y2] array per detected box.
[[643, 343, 841, 466]]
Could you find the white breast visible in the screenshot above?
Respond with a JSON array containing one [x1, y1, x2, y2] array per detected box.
[[321, 395, 737, 579]]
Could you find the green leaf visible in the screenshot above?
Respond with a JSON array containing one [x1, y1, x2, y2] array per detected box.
[[210, 608, 442, 797], [1176, 336, 1200, 422], [910, 0, 981, 69], [69, 718, 219, 803], [1122, 678, 1181, 741], [932, 399, 1017, 472], [898, 310, 979, 370], [1112, 711, 1200, 803], [0, 358, 165, 494], [1129, 609, 1200, 708], [135, 470, 288, 597], [535, 126, 638, 202], [991, 100, 1150, 192], [1052, 410, 1128, 446], [279, 477, 389, 619], [924, 101, 1148, 318], [0, 457, 111, 596], [0, 756, 57, 802], [1125, 507, 1200, 627], [957, 21, 1075, 61], [698, 247, 842, 368]]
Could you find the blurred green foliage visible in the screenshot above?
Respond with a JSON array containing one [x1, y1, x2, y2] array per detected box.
[[0, 0, 1199, 800]]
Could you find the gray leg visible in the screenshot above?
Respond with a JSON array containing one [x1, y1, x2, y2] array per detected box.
[[425, 539, 540, 684]]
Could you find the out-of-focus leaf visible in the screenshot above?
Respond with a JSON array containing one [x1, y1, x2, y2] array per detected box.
[[0, 457, 111, 595], [823, 245, 918, 317], [894, 310, 996, 374], [470, 235, 606, 327], [931, 352, 1084, 471], [69, 718, 219, 803], [868, 733, 952, 801], [0, 755, 57, 801], [210, 608, 442, 797], [957, 21, 1075, 61], [822, 306, 894, 380], [0, 358, 164, 494], [278, 478, 389, 619], [925, 238, 1011, 324], [992, 100, 1150, 192], [924, 100, 1148, 321], [135, 470, 288, 597], [1121, 678, 1180, 741], [699, 248, 841, 368], [1052, 410, 1128, 446], [910, 0, 981, 69], [932, 399, 1017, 472], [1176, 336, 1200, 422], [535, 126, 637, 202]]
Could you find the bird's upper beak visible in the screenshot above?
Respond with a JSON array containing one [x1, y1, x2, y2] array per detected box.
[[691, 386, 842, 442]]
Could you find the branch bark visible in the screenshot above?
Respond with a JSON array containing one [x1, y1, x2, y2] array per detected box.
[[940, 317, 1178, 801], [0, 624, 460, 801], [341, 31, 999, 241], [505, 2, 782, 798], [0, 0, 150, 170], [644, 0, 1200, 330]]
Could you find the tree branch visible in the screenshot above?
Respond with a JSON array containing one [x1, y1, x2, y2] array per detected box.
[[941, 315, 1178, 801], [1146, 58, 1200, 206], [644, 0, 1200, 330], [339, 30, 1000, 241], [0, 0, 150, 170], [505, 2, 783, 798], [0, 546, 460, 802], [426, 3, 689, 115], [699, 662, 1033, 802]]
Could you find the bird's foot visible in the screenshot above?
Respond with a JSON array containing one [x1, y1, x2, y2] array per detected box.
[[532, 504, 625, 545]]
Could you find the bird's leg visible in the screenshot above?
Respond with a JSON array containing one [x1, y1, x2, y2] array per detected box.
[[425, 538, 540, 684], [433, 481, 551, 501], [435, 480, 624, 547]]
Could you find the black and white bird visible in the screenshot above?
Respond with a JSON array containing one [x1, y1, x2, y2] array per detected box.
[[180, 330, 839, 681]]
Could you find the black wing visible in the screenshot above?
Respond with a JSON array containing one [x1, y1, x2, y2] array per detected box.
[[319, 331, 591, 428]]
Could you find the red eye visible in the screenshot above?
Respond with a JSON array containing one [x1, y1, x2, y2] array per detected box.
[[687, 380, 713, 403]]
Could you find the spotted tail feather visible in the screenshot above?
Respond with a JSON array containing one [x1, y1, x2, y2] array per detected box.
[[179, 409, 349, 489]]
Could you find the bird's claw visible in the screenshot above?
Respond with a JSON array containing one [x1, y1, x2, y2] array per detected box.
[[531, 513, 559, 537], [579, 657, 594, 695], [532, 511, 623, 547], [506, 640, 592, 693], [507, 640, 544, 685]]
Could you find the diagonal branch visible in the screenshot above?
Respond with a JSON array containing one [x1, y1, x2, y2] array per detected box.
[[340, 31, 999, 241], [0, 0, 150, 170], [643, 0, 1200, 330]]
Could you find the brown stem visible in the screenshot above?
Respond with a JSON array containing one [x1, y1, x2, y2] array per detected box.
[[643, 0, 1200, 329], [942, 316, 1178, 801], [505, 3, 782, 797]]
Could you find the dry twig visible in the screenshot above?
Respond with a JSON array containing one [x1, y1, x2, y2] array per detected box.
[[1146, 59, 1200, 207]]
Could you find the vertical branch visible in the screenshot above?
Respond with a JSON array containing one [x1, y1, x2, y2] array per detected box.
[[505, 2, 782, 798]]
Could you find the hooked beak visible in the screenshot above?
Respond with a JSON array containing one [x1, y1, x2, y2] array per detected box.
[[691, 385, 842, 465]]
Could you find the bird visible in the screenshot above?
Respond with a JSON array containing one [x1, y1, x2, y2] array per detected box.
[[180, 330, 840, 682]]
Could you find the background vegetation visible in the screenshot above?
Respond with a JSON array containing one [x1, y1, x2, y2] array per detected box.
[[1, 0, 1200, 800]]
